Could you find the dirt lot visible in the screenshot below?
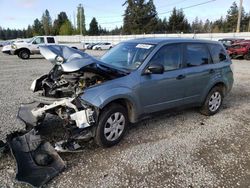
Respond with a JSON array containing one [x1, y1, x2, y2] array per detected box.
[[0, 49, 250, 188]]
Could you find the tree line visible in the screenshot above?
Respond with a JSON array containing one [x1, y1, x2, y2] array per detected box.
[[0, 1, 249, 40]]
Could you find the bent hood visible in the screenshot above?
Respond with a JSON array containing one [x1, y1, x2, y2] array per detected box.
[[40, 45, 103, 72]]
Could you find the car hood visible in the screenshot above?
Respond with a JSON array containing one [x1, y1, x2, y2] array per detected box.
[[39, 45, 104, 72]]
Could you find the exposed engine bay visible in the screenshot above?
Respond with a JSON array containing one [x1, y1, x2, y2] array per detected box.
[[34, 64, 120, 99]]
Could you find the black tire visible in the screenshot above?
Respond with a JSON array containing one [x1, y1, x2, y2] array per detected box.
[[19, 49, 30, 60], [230, 54, 236, 59], [200, 86, 224, 116], [95, 104, 128, 147], [244, 53, 250, 60]]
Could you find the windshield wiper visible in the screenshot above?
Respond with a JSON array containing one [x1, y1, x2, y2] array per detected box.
[[97, 64, 129, 75]]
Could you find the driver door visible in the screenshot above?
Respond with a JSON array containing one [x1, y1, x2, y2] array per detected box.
[[31, 37, 45, 54], [139, 44, 187, 114]]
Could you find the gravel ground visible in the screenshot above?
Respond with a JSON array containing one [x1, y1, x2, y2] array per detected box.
[[0, 49, 250, 187]]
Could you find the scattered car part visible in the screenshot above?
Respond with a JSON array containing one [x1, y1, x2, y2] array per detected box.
[[8, 129, 66, 187], [0, 141, 7, 157], [54, 140, 83, 153]]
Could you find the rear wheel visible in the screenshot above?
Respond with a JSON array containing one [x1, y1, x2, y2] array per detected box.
[[230, 54, 236, 59], [95, 104, 128, 147], [19, 49, 30, 60], [244, 53, 250, 60], [200, 86, 224, 116]]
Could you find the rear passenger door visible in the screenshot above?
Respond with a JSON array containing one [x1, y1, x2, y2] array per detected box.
[[182, 43, 214, 104]]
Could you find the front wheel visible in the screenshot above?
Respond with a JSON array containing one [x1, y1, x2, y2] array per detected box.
[[95, 104, 128, 147], [19, 49, 30, 60], [200, 86, 224, 116]]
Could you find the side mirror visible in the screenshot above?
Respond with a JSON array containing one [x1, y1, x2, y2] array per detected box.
[[144, 64, 164, 74]]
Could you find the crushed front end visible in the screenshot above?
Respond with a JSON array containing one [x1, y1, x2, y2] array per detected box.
[[18, 96, 97, 151]]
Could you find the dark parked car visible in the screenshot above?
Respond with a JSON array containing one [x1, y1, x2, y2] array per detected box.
[[227, 42, 250, 60], [19, 38, 234, 151]]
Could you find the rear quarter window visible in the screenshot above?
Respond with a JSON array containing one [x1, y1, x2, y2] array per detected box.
[[47, 37, 55, 44], [208, 44, 227, 63]]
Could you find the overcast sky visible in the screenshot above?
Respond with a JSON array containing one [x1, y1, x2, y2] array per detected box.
[[0, 0, 249, 30]]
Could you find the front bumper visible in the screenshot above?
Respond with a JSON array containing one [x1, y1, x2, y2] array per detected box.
[[18, 98, 95, 130], [2, 50, 11, 55]]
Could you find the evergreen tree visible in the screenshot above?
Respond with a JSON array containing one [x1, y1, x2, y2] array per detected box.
[[0, 27, 4, 40], [155, 18, 168, 33], [109, 26, 123, 35], [168, 8, 190, 33], [123, 0, 158, 34], [240, 8, 249, 31], [212, 16, 225, 33], [203, 19, 212, 33], [32, 19, 44, 35], [26, 25, 33, 38], [88, 17, 99, 35], [191, 17, 203, 33], [59, 20, 73, 35], [53, 12, 69, 35], [42, 9, 52, 35], [225, 2, 238, 32], [77, 4, 86, 35]]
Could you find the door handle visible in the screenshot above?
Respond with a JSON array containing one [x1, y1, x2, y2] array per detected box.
[[176, 75, 186, 80], [209, 69, 215, 74]]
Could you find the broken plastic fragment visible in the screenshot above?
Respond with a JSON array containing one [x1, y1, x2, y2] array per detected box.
[[0, 141, 7, 158], [18, 102, 42, 127], [9, 129, 66, 187], [55, 140, 84, 153]]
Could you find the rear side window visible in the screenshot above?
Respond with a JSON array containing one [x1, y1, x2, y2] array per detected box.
[[149, 44, 182, 71], [47, 37, 55, 44], [208, 44, 227, 63], [185, 44, 209, 67]]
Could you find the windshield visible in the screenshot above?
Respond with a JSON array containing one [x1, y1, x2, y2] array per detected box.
[[27, 37, 35, 43], [100, 42, 155, 71]]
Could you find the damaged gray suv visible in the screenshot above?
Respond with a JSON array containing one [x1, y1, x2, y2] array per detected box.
[[19, 38, 234, 151]]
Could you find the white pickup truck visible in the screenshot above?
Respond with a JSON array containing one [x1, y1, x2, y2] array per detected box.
[[11, 36, 85, 59]]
